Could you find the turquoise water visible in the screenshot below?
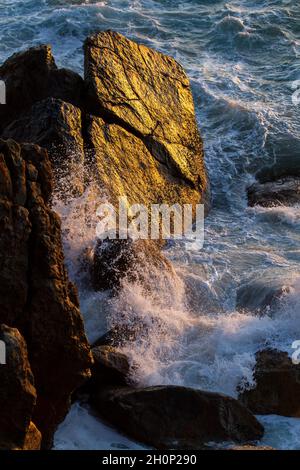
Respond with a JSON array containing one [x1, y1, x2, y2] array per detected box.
[[1, 0, 300, 450]]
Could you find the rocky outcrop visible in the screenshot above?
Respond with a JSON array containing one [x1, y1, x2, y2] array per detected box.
[[0, 139, 92, 448], [1, 36, 208, 214], [0, 45, 84, 133], [239, 349, 300, 417], [0, 324, 40, 450], [0, 34, 209, 449], [91, 385, 264, 449], [84, 31, 209, 212], [2, 98, 85, 197], [248, 177, 300, 207]]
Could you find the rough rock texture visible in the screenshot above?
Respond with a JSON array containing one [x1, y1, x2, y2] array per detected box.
[[0, 45, 84, 133], [86, 115, 205, 211], [239, 349, 300, 417], [91, 385, 264, 449], [0, 324, 39, 450], [248, 177, 300, 207], [22, 422, 42, 451], [0, 139, 92, 448], [92, 238, 175, 291], [2, 98, 85, 196], [84, 31, 209, 211]]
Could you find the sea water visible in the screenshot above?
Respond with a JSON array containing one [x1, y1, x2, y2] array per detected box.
[[1, 0, 300, 450]]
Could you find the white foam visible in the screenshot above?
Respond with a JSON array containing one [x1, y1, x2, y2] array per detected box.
[[54, 403, 148, 450]]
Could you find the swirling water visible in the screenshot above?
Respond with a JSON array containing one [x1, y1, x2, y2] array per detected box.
[[1, 0, 300, 449]]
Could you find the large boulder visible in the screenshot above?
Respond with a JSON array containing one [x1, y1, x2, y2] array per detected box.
[[239, 349, 300, 417], [91, 385, 264, 449], [0, 324, 40, 450], [84, 31, 209, 212], [0, 45, 84, 133], [0, 139, 92, 448], [2, 98, 85, 196], [248, 177, 300, 207]]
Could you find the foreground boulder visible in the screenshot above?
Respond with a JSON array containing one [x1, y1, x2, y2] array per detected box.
[[0, 139, 92, 447], [84, 31, 209, 212], [239, 349, 300, 417], [0, 324, 40, 450], [248, 177, 300, 207], [91, 385, 264, 449]]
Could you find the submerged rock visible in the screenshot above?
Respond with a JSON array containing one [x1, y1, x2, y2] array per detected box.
[[91, 238, 175, 291], [92, 325, 142, 348], [0, 324, 40, 450], [239, 349, 300, 417], [0, 139, 92, 448], [91, 385, 264, 449], [236, 274, 290, 314], [248, 177, 300, 207]]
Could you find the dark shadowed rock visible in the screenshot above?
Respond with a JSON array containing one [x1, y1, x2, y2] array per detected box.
[[2, 98, 85, 196], [0, 324, 40, 450], [236, 274, 290, 314], [84, 31, 209, 212], [248, 177, 300, 207], [256, 132, 300, 183], [91, 346, 130, 386], [0, 139, 92, 448], [239, 349, 300, 417], [91, 385, 264, 449], [0, 45, 84, 133], [91, 238, 175, 291], [93, 326, 141, 348]]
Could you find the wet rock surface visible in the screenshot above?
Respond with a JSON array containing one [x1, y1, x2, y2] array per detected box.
[[0, 139, 92, 448], [91, 385, 264, 449], [236, 273, 291, 314], [91, 238, 175, 291], [2, 98, 85, 196], [248, 177, 300, 208], [239, 349, 300, 417]]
